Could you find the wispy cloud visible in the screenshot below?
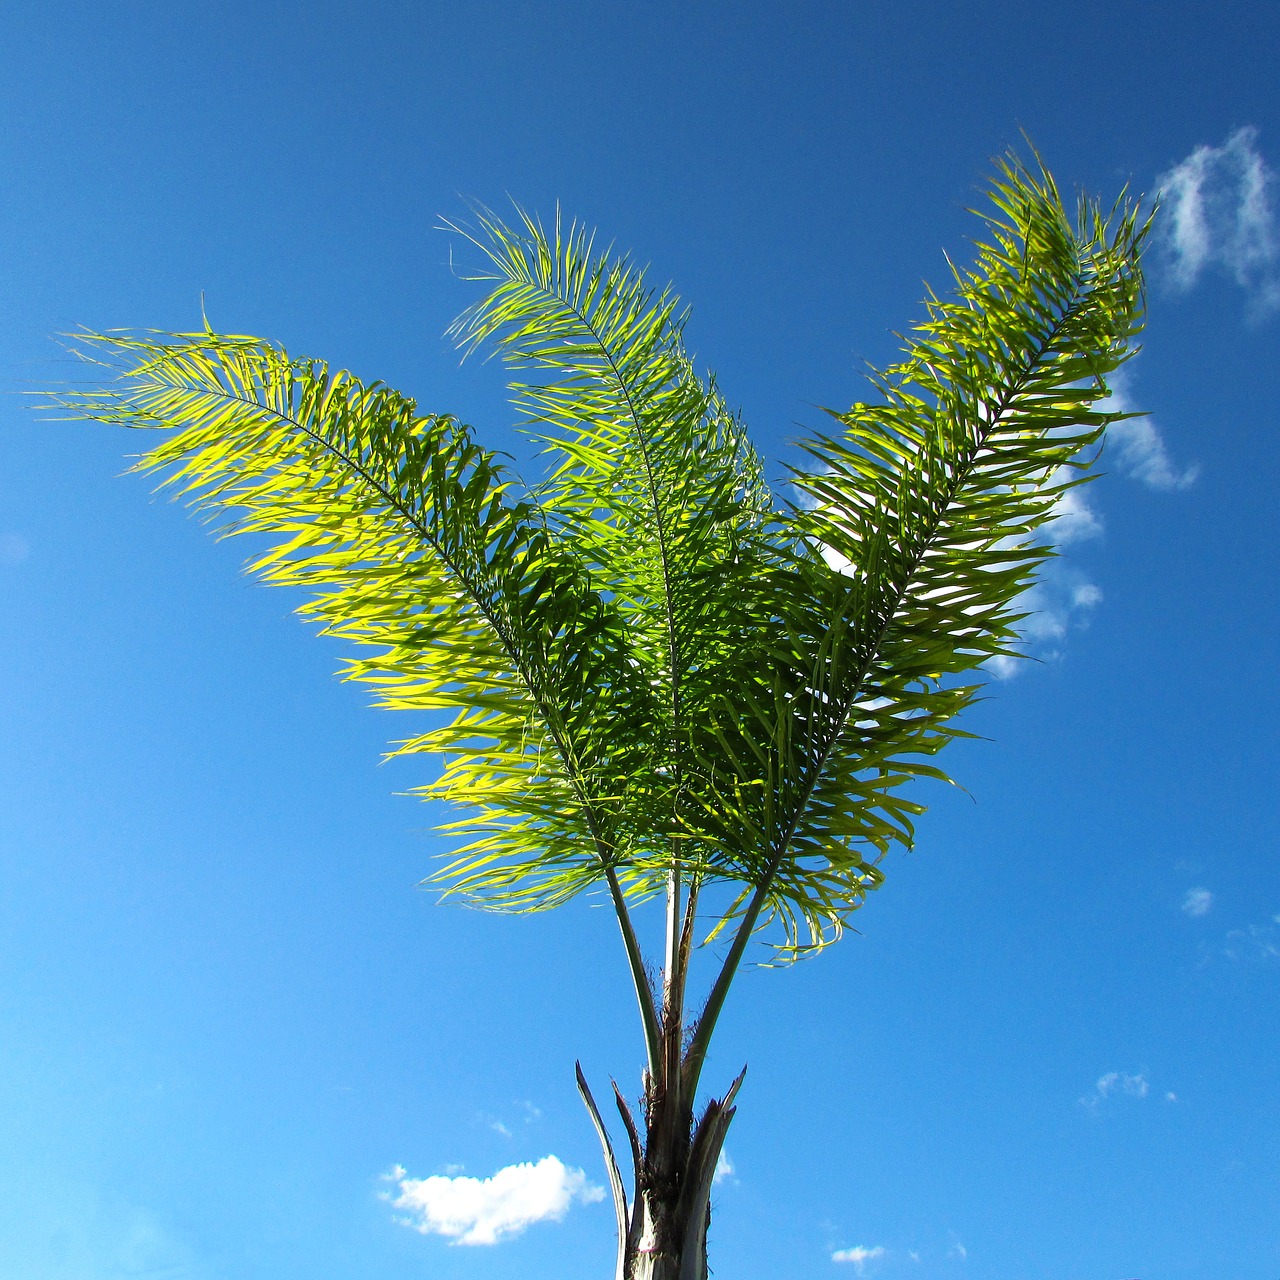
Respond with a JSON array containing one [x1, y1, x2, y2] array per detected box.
[[1050, 482, 1105, 543], [1223, 913, 1280, 962], [949, 1242, 968, 1261], [987, 566, 1103, 679], [383, 1156, 604, 1246], [1157, 126, 1280, 316], [1182, 887, 1214, 917], [25, 1199, 202, 1280], [1100, 374, 1198, 492], [713, 1149, 736, 1186], [1080, 1071, 1150, 1109], [1107, 414, 1199, 490], [988, 369, 1193, 679], [832, 1244, 886, 1272], [480, 1101, 542, 1137]]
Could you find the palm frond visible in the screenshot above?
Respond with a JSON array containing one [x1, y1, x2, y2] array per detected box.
[[45, 154, 1149, 982], [45, 328, 662, 910], [691, 154, 1148, 960], [443, 206, 777, 880]]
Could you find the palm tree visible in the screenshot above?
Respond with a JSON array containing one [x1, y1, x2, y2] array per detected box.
[[49, 153, 1146, 1280]]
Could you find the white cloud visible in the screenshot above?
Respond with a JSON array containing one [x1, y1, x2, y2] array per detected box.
[[385, 1155, 604, 1246], [1100, 1071, 1150, 1099], [1049, 483, 1104, 543], [1100, 374, 1198, 492], [988, 563, 1104, 679], [987, 478, 1102, 678], [1018, 576, 1097, 644], [1182, 887, 1214, 917], [1081, 1071, 1150, 1109], [832, 1244, 886, 1272], [990, 369, 1193, 678], [1157, 126, 1280, 315], [1106, 415, 1199, 491], [1223, 915, 1280, 962], [1165, 1091, 1178, 1102], [713, 1149, 736, 1185], [949, 1242, 968, 1260]]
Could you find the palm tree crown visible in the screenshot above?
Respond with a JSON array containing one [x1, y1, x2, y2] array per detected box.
[[48, 153, 1147, 1278]]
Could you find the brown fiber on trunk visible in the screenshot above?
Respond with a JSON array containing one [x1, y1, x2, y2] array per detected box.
[[578, 1040, 744, 1280]]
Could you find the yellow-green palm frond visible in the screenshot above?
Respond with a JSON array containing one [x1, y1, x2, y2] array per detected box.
[[46, 151, 1150, 977], [45, 328, 666, 910], [444, 205, 779, 877], [689, 153, 1149, 962]]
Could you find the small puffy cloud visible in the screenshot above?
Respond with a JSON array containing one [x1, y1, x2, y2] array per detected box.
[[1157, 126, 1280, 316], [1107, 415, 1199, 491], [1165, 1091, 1178, 1102], [1019, 573, 1103, 646], [1223, 915, 1280, 962], [1099, 1071, 1149, 1099], [949, 1242, 968, 1261], [1100, 374, 1198, 492], [1182, 887, 1214, 917], [1081, 1071, 1149, 1109], [832, 1244, 886, 1272], [988, 565, 1103, 679], [385, 1155, 604, 1246], [713, 1149, 736, 1186]]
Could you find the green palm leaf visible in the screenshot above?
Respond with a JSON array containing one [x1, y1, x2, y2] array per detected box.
[[48, 329, 667, 914], [446, 206, 774, 802], [682, 157, 1146, 1081], [45, 152, 1148, 1041], [443, 206, 789, 981]]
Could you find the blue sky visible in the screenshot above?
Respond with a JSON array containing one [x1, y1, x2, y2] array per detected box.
[[1, 3, 1277, 1278]]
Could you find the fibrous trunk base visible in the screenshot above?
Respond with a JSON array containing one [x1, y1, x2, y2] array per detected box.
[[577, 1061, 744, 1280]]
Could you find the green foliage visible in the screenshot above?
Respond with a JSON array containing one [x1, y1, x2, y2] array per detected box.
[[48, 153, 1147, 967]]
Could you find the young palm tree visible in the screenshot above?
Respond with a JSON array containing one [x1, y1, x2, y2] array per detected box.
[[50, 153, 1146, 1280]]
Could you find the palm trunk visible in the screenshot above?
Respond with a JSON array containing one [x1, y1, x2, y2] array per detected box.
[[578, 1032, 744, 1280], [580, 872, 746, 1277]]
